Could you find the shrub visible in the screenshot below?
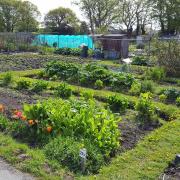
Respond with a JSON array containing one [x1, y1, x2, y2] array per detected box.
[[2, 72, 13, 86], [132, 56, 148, 66], [0, 114, 9, 131], [94, 79, 104, 89], [16, 80, 30, 90], [129, 81, 141, 95], [44, 137, 105, 174], [55, 83, 72, 99], [135, 93, 158, 128], [140, 80, 154, 93], [147, 67, 166, 82], [156, 40, 180, 77], [108, 95, 129, 113], [176, 97, 180, 106], [31, 81, 48, 93]]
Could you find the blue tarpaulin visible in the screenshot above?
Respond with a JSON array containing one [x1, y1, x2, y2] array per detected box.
[[33, 34, 94, 49]]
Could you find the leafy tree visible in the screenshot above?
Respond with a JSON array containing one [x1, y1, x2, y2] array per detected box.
[[0, 0, 40, 32], [44, 7, 79, 34], [151, 0, 180, 34], [0, 0, 20, 32], [79, 21, 89, 34], [75, 0, 119, 33], [16, 1, 40, 32]]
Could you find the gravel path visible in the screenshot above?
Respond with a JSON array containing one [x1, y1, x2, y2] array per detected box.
[[0, 158, 34, 180]]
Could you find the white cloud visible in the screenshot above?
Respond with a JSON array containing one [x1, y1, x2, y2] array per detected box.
[[23, 0, 84, 21]]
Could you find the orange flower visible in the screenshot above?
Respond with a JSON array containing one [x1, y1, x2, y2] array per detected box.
[[46, 126, 52, 133], [28, 120, 35, 125], [21, 115, 27, 121], [0, 104, 5, 113]]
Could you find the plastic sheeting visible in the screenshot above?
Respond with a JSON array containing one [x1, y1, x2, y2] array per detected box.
[[33, 34, 94, 49]]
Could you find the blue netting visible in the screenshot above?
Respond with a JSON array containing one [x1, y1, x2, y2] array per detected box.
[[33, 35, 94, 49]]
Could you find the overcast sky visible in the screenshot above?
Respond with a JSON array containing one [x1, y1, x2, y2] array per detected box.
[[24, 0, 84, 21]]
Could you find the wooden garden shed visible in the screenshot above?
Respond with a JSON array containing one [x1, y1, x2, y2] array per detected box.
[[91, 34, 129, 59]]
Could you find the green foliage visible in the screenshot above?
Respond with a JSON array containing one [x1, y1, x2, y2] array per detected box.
[[45, 61, 135, 91], [132, 56, 148, 66], [140, 80, 154, 93], [111, 73, 135, 91], [135, 93, 158, 127], [55, 83, 72, 99], [94, 79, 104, 89], [45, 61, 79, 80], [31, 81, 48, 93], [44, 137, 105, 174], [16, 80, 30, 90], [22, 98, 120, 155], [55, 48, 81, 56], [176, 97, 180, 106], [156, 40, 180, 77], [108, 95, 129, 113], [2, 72, 13, 86], [129, 81, 141, 95], [147, 67, 166, 82], [160, 89, 180, 102]]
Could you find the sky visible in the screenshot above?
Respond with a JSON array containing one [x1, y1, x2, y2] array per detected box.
[[23, 0, 84, 21]]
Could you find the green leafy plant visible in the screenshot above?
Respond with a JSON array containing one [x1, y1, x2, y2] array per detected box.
[[21, 98, 120, 155], [147, 67, 166, 82], [55, 83, 72, 99], [16, 80, 30, 90], [135, 93, 158, 128], [129, 81, 141, 95], [132, 56, 148, 66], [2, 72, 13, 86], [94, 79, 104, 89], [108, 95, 129, 113]]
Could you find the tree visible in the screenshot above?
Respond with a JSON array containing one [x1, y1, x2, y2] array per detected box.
[[0, 0, 40, 32], [17, 1, 40, 32], [44, 7, 79, 34], [116, 0, 137, 33], [79, 21, 89, 34], [75, 0, 119, 33], [151, 0, 180, 34], [0, 0, 20, 32]]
